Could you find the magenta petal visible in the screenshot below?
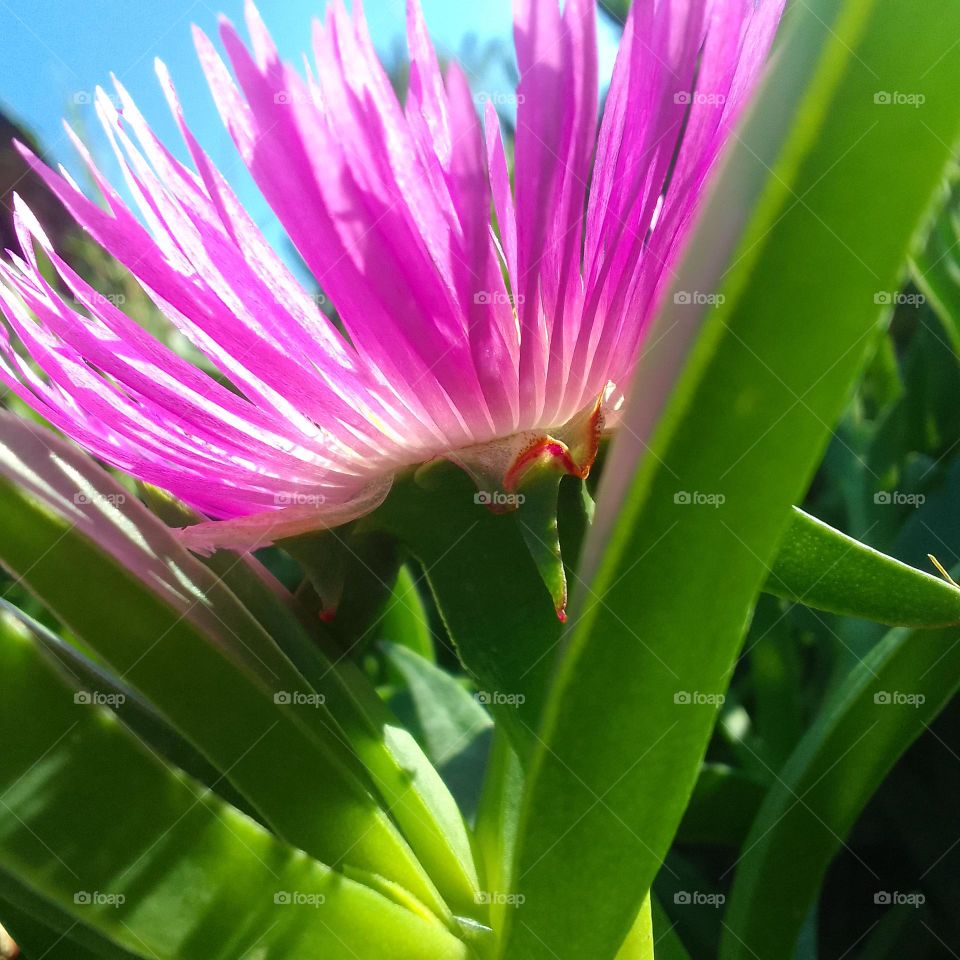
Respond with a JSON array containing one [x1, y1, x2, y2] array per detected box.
[[445, 63, 520, 432], [512, 0, 566, 426], [1, 0, 785, 546], [179, 477, 393, 554], [484, 103, 519, 297]]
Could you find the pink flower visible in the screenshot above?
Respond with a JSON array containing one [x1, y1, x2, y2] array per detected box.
[[0, 0, 784, 553]]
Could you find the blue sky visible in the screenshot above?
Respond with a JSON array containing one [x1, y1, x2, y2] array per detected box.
[[0, 0, 620, 267]]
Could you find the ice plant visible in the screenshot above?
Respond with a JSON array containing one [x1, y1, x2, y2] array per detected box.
[[0, 0, 784, 584], [6, 3, 960, 958]]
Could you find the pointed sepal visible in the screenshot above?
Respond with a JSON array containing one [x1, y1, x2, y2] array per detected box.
[[281, 526, 401, 644], [512, 466, 568, 620], [281, 529, 349, 621]]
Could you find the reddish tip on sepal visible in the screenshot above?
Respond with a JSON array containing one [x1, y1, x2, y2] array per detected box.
[[556, 606, 568, 623], [318, 608, 337, 623]]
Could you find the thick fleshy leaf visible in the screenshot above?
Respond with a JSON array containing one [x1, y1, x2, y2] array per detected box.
[[720, 616, 960, 959], [765, 507, 960, 626], [0, 411, 448, 919], [384, 643, 493, 820], [142, 486, 483, 920], [0, 614, 471, 960], [382, 564, 437, 663], [0, 888, 139, 960], [504, 0, 960, 957], [0, 599, 254, 818], [384, 644, 492, 769], [613, 898, 653, 960], [474, 730, 525, 940], [911, 172, 960, 353]]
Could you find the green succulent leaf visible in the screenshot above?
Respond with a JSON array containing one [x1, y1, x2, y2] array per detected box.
[[384, 643, 492, 770], [0, 411, 448, 920], [0, 613, 471, 960], [142, 484, 483, 918], [613, 897, 654, 960], [382, 564, 438, 663], [474, 729, 525, 945], [0, 599, 255, 818], [765, 507, 960, 626], [504, 0, 960, 956], [385, 642, 493, 823], [911, 171, 960, 353], [0, 888, 140, 960]]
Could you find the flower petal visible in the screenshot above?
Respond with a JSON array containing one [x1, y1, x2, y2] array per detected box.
[[179, 476, 393, 554]]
